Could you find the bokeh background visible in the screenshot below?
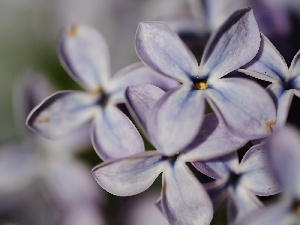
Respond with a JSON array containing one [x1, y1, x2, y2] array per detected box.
[[1, 0, 300, 224]]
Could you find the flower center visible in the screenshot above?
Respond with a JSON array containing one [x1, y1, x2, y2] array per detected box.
[[193, 82, 207, 90], [292, 200, 300, 214]]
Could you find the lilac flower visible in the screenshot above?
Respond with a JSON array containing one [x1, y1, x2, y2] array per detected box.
[[93, 83, 247, 225], [135, 8, 276, 149], [0, 74, 104, 225], [240, 34, 300, 127], [26, 24, 177, 160], [235, 126, 300, 225], [194, 143, 280, 223]]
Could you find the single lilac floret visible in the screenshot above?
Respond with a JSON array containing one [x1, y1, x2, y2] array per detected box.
[[26, 24, 177, 160], [194, 143, 280, 223], [240, 34, 300, 127], [93, 83, 247, 225], [135, 8, 276, 146], [234, 126, 300, 225]]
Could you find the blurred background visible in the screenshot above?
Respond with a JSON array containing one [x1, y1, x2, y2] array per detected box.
[[0, 0, 300, 224]]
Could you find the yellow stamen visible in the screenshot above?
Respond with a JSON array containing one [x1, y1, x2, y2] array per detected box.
[[37, 118, 49, 123], [194, 82, 207, 90], [92, 87, 102, 94], [266, 120, 275, 132], [295, 204, 300, 214], [67, 25, 78, 37]]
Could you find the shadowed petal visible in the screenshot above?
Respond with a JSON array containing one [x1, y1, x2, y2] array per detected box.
[[58, 24, 110, 92], [27, 91, 98, 139], [193, 152, 238, 180], [239, 34, 288, 83], [200, 8, 260, 81], [290, 49, 300, 82], [147, 86, 205, 156], [239, 144, 281, 196], [267, 84, 294, 127], [125, 84, 166, 136], [206, 78, 276, 140], [91, 105, 144, 160], [182, 113, 246, 162], [234, 203, 295, 225], [108, 63, 178, 103], [161, 160, 213, 225], [267, 126, 300, 199], [92, 151, 166, 196], [135, 22, 198, 83]]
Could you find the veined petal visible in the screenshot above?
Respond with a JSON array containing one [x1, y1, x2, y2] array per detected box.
[[239, 144, 281, 196], [193, 152, 239, 180], [239, 34, 288, 83], [108, 63, 178, 103], [266, 126, 300, 199], [200, 8, 260, 81], [91, 105, 144, 160], [267, 84, 294, 127], [147, 86, 205, 156], [182, 113, 246, 162], [92, 151, 166, 196], [135, 22, 198, 83], [206, 78, 276, 140], [58, 24, 110, 92], [125, 84, 166, 136], [26, 91, 98, 139], [161, 160, 213, 225]]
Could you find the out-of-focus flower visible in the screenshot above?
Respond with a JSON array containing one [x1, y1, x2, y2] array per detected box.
[[26, 24, 177, 160], [0, 73, 104, 225], [93, 82, 247, 225], [235, 126, 300, 225], [240, 34, 300, 127], [135, 8, 276, 145], [194, 144, 280, 223]]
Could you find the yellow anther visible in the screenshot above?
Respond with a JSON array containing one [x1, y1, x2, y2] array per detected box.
[[266, 120, 275, 132], [194, 82, 207, 90], [92, 87, 102, 94], [295, 204, 300, 214], [67, 25, 78, 37], [37, 118, 49, 123]]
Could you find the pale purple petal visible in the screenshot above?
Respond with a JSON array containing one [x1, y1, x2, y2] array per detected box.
[[135, 21, 198, 83], [267, 84, 294, 127], [92, 151, 166, 196], [206, 78, 276, 140], [147, 86, 205, 156], [234, 204, 296, 225], [289, 49, 300, 82], [193, 152, 238, 180], [239, 144, 281, 196], [125, 84, 165, 136], [239, 34, 288, 83], [182, 113, 246, 162], [267, 126, 300, 199], [26, 91, 98, 139], [161, 160, 213, 225], [203, 180, 229, 211], [108, 62, 178, 103], [227, 186, 263, 224], [58, 24, 110, 92], [200, 8, 260, 81], [91, 105, 144, 160]]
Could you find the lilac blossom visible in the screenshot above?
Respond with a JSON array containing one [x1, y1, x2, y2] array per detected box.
[[235, 126, 300, 225], [240, 34, 300, 127], [26, 24, 177, 160], [194, 143, 280, 223], [93, 83, 247, 225], [0, 74, 104, 225], [135, 8, 276, 149]]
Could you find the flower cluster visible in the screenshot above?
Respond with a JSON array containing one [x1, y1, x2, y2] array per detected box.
[[5, 1, 300, 225]]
